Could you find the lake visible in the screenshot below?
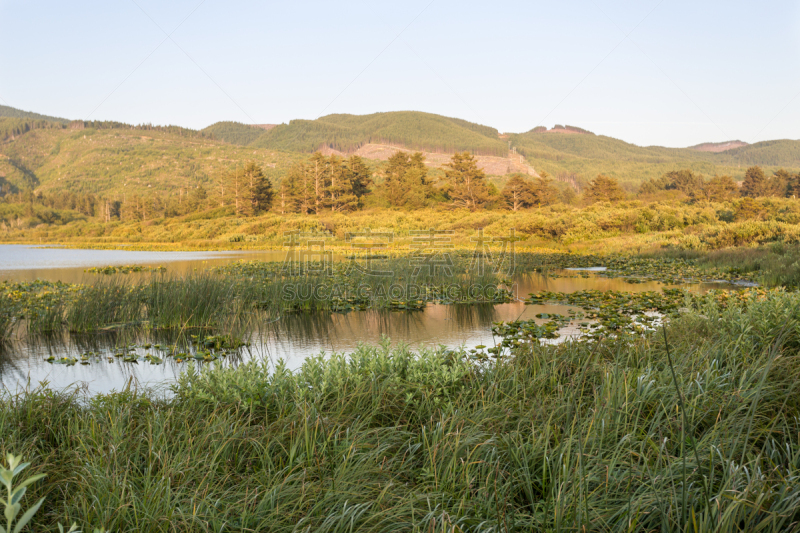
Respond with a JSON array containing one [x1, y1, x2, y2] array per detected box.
[[0, 244, 723, 394]]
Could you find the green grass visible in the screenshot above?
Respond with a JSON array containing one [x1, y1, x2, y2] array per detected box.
[[2, 290, 800, 531], [643, 241, 800, 288]]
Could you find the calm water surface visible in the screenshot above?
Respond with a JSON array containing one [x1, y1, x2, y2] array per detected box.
[[0, 245, 723, 394]]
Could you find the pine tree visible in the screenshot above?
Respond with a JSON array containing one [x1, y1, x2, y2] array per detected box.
[[347, 155, 372, 200], [188, 185, 208, 212], [787, 173, 800, 199], [278, 171, 298, 214], [225, 166, 247, 216], [308, 152, 327, 215], [445, 152, 490, 210], [324, 156, 359, 213], [243, 162, 273, 215], [741, 166, 768, 198], [501, 175, 534, 211], [584, 174, 626, 202], [529, 177, 559, 207], [700, 175, 738, 202], [381, 151, 430, 208]]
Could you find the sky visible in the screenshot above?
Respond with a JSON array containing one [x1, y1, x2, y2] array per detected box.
[[1, 0, 799, 147]]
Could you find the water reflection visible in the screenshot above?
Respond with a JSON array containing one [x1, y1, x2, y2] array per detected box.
[[0, 245, 737, 394]]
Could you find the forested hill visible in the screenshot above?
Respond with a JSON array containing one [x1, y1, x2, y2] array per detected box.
[[508, 130, 800, 187], [210, 112, 510, 157], [201, 121, 265, 146], [0, 105, 70, 123]]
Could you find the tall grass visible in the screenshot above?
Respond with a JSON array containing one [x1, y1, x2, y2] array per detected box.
[[2, 291, 800, 531]]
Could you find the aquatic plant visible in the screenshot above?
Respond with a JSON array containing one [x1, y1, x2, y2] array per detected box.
[[2, 291, 800, 530]]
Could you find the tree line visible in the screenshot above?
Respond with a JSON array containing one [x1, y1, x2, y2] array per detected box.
[[2, 148, 799, 225]]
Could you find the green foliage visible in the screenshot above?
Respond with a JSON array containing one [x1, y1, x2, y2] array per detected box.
[[4, 292, 800, 530], [250, 111, 508, 156], [0, 105, 69, 124], [444, 151, 491, 209], [508, 130, 800, 189], [0, 453, 46, 533], [201, 121, 265, 145], [584, 174, 627, 202], [379, 151, 432, 208]]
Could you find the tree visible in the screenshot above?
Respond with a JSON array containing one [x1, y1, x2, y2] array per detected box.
[[224, 162, 273, 216], [787, 173, 800, 199], [664, 169, 703, 197], [772, 169, 792, 197], [188, 185, 208, 212], [501, 175, 534, 211], [560, 185, 578, 205], [700, 175, 738, 203], [445, 151, 490, 210], [308, 152, 327, 214], [347, 155, 372, 200], [248, 164, 274, 214], [584, 174, 626, 202], [529, 176, 559, 207], [741, 166, 768, 198], [382, 151, 431, 208], [225, 166, 247, 215], [324, 155, 358, 213], [278, 171, 297, 214]]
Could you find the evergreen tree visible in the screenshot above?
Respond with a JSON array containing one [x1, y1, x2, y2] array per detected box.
[[529, 176, 559, 207], [741, 166, 768, 198], [787, 173, 800, 199], [188, 185, 208, 212], [225, 166, 247, 216], [445, 151, 490, 210], [308, 152, 327, 215], [347, 155, 372, 200], [584, 174, 626, 202], [700, 175, 738, 202], [243, 162, 273, 215], [771, 169, 792, 197], [501, 175, 534, 211], [278, 171, 298, 215], [381, 151, 430, 208], [324, 155, 358, 212]]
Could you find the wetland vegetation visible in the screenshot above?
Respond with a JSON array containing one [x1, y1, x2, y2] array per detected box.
[[4, 106, 800, 531], [2, 289, 800, 531]]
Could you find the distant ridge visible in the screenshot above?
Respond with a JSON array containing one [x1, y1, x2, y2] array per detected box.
[[689, 140, 748, 153], [527, 125, 595, 135], [249, 111, 509, 157], [0, 105, 69, 124]]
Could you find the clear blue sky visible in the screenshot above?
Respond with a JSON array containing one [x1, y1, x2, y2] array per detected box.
[[1, 0, 798, 147]]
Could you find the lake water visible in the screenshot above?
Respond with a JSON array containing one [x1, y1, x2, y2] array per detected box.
[[0, 245, 723, 394]]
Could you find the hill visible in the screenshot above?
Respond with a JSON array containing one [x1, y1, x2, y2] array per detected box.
[[0, 126, 304, 198], [248, 111, 509, 157], [2, 104, 800, 198], [689, 140, 748, 153], [507, 130, 800, 189], [201, 122, 266, 145], [0, 105, 70, 123]]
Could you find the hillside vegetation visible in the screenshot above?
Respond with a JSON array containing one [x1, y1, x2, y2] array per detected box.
[[201, 121, 265, 145], [3, 105, 800, 200], [0, 104, 69, 123], [0, 126, 304, 197], [509, 131, 800, 188], [248, 111, 509, 156]]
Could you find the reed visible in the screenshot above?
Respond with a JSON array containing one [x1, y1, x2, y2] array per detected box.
[[2, 290, 800, 531]]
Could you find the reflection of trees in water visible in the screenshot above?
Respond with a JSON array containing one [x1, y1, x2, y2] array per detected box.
[[445, 303, 497, 329], [270, 309, 432, 348]]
